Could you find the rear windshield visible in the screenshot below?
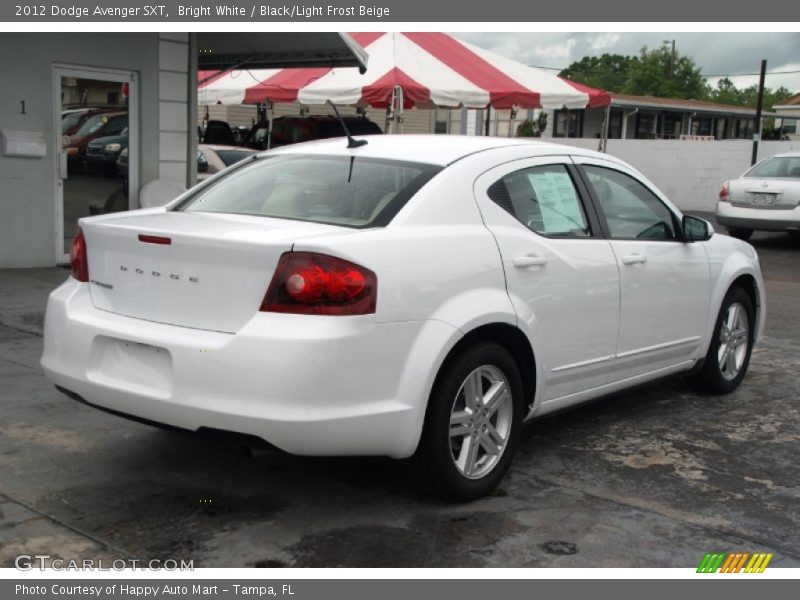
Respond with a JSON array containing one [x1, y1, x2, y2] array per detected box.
[[746, 156, 800, 178], [176, 155, 441, 228], [214, 149, 256, 167], [62, 111, 86, 130]]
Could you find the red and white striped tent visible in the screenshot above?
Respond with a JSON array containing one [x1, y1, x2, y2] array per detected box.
[[198, 32, 610, 111]]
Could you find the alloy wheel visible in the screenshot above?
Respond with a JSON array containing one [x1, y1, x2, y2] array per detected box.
[[449, 365, 513, 479], [717, 301, 749, 381]]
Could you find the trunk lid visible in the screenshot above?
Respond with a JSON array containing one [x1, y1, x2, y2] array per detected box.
[[729, 177, 800, 209], [82, 210, 352, 333]]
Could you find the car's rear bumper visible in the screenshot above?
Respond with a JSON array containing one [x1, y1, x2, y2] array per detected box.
[[716, 202, 800, 232], [41, 279, 459, 459]]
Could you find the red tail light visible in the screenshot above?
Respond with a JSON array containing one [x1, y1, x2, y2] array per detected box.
[[70, 229, 89, 282], [138, 234, 172, 245], [261, 252, 377, 315], [719, 181, 730, 202]]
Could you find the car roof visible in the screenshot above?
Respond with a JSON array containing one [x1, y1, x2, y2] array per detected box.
[[770, 151, 800, 158], [87, 111, 127, 119], [267, 134, 612, 167], [201, 144, 258, 152], [275, 115, 369, 120]]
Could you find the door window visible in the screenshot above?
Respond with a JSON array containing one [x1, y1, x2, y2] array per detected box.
[[583, 166, 678, 241], [487, 164, 591, 238]]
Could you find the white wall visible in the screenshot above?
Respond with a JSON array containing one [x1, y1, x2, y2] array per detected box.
[[0, 33, 161, 268], [561, 138, 800, 211], [157, 33, 189, 185]]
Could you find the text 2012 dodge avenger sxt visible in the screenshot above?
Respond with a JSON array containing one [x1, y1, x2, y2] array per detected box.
[[42, 135, 765, 500]]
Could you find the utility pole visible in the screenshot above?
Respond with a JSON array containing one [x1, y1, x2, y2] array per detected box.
[[663, 39, 676, 78], [751, 59, 767, 166]]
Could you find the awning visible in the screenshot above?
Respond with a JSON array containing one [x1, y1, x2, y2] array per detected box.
[[198, 32, 610, 110], [196, 32, 368, 72]]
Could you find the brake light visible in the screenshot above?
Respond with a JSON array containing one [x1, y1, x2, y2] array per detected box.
[[138, 234, 172, 245], [719, 181, 730, 202], [261, 252, 377, 315], [70, 229, 89, 282]]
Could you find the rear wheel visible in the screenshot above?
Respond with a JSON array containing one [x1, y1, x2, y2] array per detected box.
[[727, 227, 753, 241], [406, 342, 524, 501], [687, 287, 754, 395]]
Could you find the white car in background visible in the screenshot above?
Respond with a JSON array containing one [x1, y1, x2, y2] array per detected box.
[[42, 135, 765, 500], [716, 152, 800, 240]]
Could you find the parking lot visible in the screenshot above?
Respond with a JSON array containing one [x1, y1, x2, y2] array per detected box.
[[1, 221, 798, 568]]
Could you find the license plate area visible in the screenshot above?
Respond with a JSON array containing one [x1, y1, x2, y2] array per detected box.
[[87, 336, 173, 398], [750, 193, 778, 206]]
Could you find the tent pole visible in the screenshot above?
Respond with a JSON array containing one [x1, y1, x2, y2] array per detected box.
[[600, 103, 611, 152], [266, 101, 274, 150], [395, 86, 404, 134], [484, 105, 491, 136], [509, 106, 517, 138]]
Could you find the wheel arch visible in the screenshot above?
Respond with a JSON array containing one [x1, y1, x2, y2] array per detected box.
[[432, 323, 537, 418], [728, 272, 765, 347]]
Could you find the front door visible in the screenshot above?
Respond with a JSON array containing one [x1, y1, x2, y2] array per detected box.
[[54, 66, 137, 263], [574, 158, 710, 381], [474, 157, 620, 404]]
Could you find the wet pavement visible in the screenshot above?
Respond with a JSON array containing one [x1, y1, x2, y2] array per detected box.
[[1, 226, 799, 568]]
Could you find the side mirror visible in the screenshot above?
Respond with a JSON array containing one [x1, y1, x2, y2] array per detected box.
[[197, 152, 209, 174], [682, 215, 713, 242]]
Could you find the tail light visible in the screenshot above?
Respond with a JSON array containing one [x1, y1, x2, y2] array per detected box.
[[261, 252, 377, 316], [70, 229, 89, 282], [719, 181, 730, 202]]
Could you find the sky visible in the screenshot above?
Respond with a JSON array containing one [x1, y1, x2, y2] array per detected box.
[[451, 33, 800, 93]]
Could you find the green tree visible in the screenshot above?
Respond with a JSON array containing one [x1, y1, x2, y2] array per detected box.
[[624, 46, 709, 99], [709, 77, 742, 105], [559, 54, 634, 92]]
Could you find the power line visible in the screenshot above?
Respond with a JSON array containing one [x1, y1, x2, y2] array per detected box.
[[530, 64, 800, 78]]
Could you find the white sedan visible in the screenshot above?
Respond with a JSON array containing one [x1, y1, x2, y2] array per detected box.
[[42, 135, 765, 500], [716, 151, 800, 240]]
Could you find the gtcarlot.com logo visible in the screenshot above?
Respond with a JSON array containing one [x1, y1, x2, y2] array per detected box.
[[697, 552, 773, 573], [14, 554, 194, 571]]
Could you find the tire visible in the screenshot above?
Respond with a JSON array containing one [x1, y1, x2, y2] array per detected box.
[[406, 341, 525, 501], [728, 227, 753, 241], [686, 286, 755, 395]]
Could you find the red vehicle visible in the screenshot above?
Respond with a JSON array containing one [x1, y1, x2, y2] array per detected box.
[[61, 107, 121, 137], [64, 111, 127, 172]]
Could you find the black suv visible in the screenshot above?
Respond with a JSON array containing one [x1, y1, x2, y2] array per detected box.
[[242, 115, 383, 150]]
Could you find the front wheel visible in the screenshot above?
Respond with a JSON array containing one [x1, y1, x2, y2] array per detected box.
[[686, 287, 755, 395], [406, 342, 524, 501]]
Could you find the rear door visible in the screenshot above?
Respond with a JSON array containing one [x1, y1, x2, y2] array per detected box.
[[573, 157, 710, 381], [474, 156, 620, 403]]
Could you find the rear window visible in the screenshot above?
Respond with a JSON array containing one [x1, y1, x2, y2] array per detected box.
[[62, 111, 86, 130], [214, 149, 256, 167], [176, 155, 441, 228], [746, 156, 800, 178]]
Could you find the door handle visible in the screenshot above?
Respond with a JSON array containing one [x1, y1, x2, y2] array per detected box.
[[621, 253, 647, 265], [513, 254, 548, 268]]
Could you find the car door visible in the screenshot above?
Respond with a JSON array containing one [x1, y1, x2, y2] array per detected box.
[[474, 157, 620, 404], [573, 157, 710, 382]]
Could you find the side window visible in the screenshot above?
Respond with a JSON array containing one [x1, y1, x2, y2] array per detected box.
[[583, 166, 678, 241], [487, 164, 591, 238], [107, 116, 127, 135]]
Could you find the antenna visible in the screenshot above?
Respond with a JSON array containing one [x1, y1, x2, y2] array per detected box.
[[326, 100, 368, 149]]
